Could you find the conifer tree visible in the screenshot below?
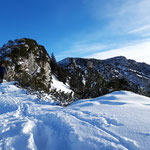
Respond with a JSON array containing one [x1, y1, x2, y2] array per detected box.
[[50, 52, 57, 73]]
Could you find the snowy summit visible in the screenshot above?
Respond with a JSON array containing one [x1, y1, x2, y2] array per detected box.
[[0, 81, 150, 150]]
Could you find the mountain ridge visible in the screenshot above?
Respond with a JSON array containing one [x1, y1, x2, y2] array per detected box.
[[0, 38, 150, 104], [59, 56, 150, 98]]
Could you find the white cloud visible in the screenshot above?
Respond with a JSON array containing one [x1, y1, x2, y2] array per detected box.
[[59, 42, 107, 56], [65, 43, 107, 54], [56, 42, 107, 61], [142, 33, 150, 37], [128, 25, 150, 34], [88, 39, 150, 64]]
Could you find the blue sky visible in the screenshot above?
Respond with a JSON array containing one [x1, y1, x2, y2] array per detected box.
[[1, 0, 150, 63]]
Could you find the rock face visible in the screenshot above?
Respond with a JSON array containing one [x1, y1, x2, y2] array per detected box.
[[0, 38, 52, 92], [59, 57, 150, 97]]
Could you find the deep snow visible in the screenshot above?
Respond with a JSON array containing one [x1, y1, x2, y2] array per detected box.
[[0, 82, 150, 150]]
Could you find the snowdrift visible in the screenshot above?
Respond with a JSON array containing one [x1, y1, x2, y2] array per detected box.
[[0, 82, 150, 150]]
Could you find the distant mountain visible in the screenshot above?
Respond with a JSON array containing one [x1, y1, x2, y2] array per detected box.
[[59, 57, 150, 98]]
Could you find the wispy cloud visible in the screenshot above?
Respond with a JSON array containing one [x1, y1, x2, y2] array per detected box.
[[84, 0, 150, 35], [142, 33, 150, 37], [75, 0, 150, 64], [109, 0, 150, 36], [56, 42, 108, 60], [87, 39, 150, 64], [56, 0, 150, 61], [64, 43, 107, 54], [128, 25, 150, 34]]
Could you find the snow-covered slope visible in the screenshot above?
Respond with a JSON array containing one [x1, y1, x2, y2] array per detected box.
[[0, 82, 150, 150], [51, 75, 72, 93]]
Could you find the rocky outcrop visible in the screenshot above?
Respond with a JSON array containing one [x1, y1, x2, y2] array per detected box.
[[0, 38, 52, 92]]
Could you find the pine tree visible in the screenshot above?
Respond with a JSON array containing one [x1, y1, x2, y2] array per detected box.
[[50, 52, 57, 73]]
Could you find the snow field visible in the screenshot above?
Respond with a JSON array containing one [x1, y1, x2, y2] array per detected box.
[[0, 82, 150, 150]]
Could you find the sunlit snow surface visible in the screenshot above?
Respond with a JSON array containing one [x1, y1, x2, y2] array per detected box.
[[0, 82, 150, 150], [51, 75, 72, 93]]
